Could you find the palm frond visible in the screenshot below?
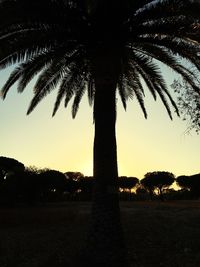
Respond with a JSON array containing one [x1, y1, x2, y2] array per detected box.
[[159, 84, 180, 117], [87, 75, 95, 107], [1, 66, 22, 98], [128, 77, 147, 119], [0, 23, 78, 71], [130, 52, 159, 100], [122, 60, 147, 118], [128, 50, 161, 99], [137, 38, 200, 73], [27, 59, 65, 115], [117, 74, 127, 110], [0, 42, 54, 71], [52, 67, 78, 116], [132, 0, 200, 47], [0, 0, 72, 30], [133, 43, 200, 94], [72, 78, 86, 118], [52, 57, 88, 116], [52, 74, 73, 117], [131, 60, 157, 101], [135, 0, 198, 21], [155, 85, 173, 120], [17, 51, 55, 93], [135, 16, 197, 40], [125, 48, 180, 117]]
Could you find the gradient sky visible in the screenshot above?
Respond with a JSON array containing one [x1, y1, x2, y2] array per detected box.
[[0, 65, 199, 180]]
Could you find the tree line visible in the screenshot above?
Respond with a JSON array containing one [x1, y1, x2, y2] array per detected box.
[[0, 156, 199, 205]]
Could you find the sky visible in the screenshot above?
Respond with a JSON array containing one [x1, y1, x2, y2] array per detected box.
[[0, 66, 199, 180]]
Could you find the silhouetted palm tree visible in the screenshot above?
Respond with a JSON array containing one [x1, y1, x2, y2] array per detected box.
[[0, 1, 200, 266]]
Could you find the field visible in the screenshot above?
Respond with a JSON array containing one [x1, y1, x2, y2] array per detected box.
[[0, 201, 200, 267]]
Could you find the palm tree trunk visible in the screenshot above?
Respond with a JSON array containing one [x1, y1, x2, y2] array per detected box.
[[84, 52, 127, 267]]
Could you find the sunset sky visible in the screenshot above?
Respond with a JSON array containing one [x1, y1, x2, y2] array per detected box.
[[0, 66, 199, 180]]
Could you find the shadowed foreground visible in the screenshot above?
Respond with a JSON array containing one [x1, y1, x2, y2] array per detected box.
[[0, 201, 200, 267]]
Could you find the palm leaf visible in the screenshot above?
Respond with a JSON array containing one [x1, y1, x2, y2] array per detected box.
[[72, 78, 86, 118], [52, 66, 79, 116], [52, 74, 73, 117], [87, 74, 95, 107], [1, 66, 22, 98], [117, 74, 127, 110], [27, 59, 66, 114]]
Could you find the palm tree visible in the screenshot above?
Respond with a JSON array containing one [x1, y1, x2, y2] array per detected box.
[[0, 0, 200, 265]]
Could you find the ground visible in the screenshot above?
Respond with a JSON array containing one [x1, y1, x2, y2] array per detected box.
[[0, 201, 200, 267]]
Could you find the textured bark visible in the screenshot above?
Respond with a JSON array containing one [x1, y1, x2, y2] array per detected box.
[[83, 51, 128, 267]]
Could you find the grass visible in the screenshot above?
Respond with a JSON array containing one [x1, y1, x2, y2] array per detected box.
[[0, 201, 200, 267]]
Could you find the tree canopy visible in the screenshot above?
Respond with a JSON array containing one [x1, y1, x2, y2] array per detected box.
[[0, 156, 25, 174], [177, 174, 200, 197], [141, 171, 175, 200]]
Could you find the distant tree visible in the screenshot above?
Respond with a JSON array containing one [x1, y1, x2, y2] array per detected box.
[[0, 156, 25, 175], [135, 186, 149, 201], [38, 169, 68, 201], [18, 168, 39, 205], [64, 171, 84, 195], [140, 176, 156, 200], [118, 176, 139, 192], [26, 165, 41, 174], [141, 171, 175, 201], [177, 174, 200, 198], [0, 172, 17, 205], [136, 187, 147, 195], [176, 175, 191, 190], [0, 169, 4, 183], [0, 157, 25, 205], [77, 176, 94, 200], [189, 174, 200, 198], [65, 172, 84, 180]]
